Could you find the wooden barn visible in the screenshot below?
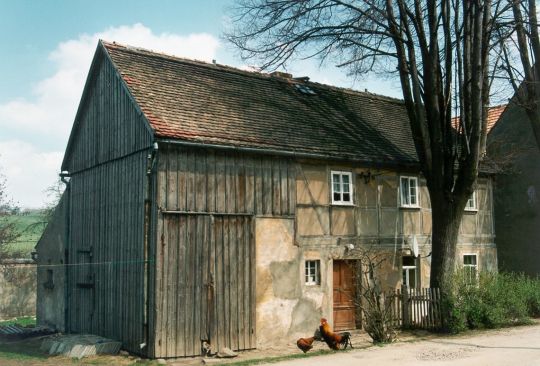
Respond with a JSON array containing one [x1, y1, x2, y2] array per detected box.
[[36, 40, 497, 358]]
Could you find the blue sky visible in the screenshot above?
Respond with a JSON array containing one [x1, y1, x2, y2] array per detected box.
[[0, 0, 402, 208]]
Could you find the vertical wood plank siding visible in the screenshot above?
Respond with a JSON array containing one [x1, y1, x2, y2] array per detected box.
[[64, 50, 152, 173], [153, 145, 296, 358], [64, 54, 153, 356]]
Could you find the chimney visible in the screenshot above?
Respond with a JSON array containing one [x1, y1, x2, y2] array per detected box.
[[270, 71, 293, 79]]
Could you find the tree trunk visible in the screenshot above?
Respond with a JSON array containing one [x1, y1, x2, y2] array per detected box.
[[429, 193, 463, 290]]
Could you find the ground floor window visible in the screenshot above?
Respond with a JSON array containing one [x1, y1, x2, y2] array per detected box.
[[402, 256, 417, 288], [305, 260, 321, 285], [463, 254, 478, 282]]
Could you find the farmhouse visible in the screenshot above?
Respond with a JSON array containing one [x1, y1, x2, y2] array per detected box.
[[36, 40, 497, 358]]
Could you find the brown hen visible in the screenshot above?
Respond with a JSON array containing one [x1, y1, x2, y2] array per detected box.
[[296, 336, 315, 353]]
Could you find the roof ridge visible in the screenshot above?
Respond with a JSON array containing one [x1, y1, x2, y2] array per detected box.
[[100, 40, 405, 105]]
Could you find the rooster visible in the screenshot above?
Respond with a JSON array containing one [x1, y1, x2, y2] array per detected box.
[[296, 336, 315, 353], [319, 318, 353, 350]]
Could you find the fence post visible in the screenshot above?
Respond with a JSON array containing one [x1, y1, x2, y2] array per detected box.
[[401, 284, 409, 328]]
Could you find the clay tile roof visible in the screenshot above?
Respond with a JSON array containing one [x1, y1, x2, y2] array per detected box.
[[452, 104, 507, 133], [102, 41, 422, 166], [486, 104, 507, 133]]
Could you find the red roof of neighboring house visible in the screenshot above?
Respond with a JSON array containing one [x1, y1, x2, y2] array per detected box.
[[452, 104, 507, 133]]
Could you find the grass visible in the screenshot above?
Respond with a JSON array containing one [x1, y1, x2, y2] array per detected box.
[[3, 212, 47, 257], [0, 316, 36, 327]]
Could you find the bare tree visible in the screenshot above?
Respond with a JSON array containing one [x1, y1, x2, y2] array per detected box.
[[496, 0, 540, 151], [348, 249, 399, 343], [226, 0, 494, 290], [0, 172, 20, 261]]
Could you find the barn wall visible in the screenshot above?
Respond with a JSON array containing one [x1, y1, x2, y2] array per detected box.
[[67, 150, 148, 354], [36, 192, 69, 331], [152, 145, 295, 358], [60, 53, 154, 355], [63, 49, 153, 173]]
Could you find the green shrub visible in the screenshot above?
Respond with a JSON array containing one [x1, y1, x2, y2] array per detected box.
[[444, 270, 539, 333]]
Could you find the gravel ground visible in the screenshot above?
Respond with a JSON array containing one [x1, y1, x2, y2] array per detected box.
[[255, 323, 540, 366]]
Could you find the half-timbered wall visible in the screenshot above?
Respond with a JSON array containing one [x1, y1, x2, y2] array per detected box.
[[152, 145, 296, 358]]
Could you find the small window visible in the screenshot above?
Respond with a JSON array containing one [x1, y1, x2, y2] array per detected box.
[[331, 171, 353, 205], [400, 176, 419, 207], [402, 256, 417, 288], [465, 191, 477, 211], [305, 260, 321, 286], [463, 254, 478, 282], [44, 269, 54, 290]]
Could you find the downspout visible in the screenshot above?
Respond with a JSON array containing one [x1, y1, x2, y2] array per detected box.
[[59, 171, 71, 333], [142, 142, 158, 353]]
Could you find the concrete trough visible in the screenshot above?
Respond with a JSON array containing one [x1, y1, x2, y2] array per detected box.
[[40, 334, 121, 359]]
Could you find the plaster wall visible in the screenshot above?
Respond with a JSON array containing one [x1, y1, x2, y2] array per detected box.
[[255, 218, 331, 347]]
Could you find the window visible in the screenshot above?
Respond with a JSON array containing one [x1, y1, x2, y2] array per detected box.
[[463, 254, 478, 282], [331, 171, 353, 205], [465, 191, 477, 211], [402, 256, 417, 288], [44, 269, 54, 290], [305, 260, 321, 286], [400, 176, 419, 207]]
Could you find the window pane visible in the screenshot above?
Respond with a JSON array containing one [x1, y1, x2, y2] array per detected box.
[[403, 256, 416, 266], [401, 178, 410, 205], [342, 193, 350, 202], [305, 260, 320, 285], [409, 268, 416, 288], [342, 182, 350, 193], [464, 255, 477, 265], [409, 178, 417, 205], [334, 192, 341, 201], [333, 174, 341, 192], [342, 174, 350, 185]]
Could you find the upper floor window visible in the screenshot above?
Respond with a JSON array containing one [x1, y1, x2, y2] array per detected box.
[[465, 191, 477, 211], [400, 176, 419, 208], [331, 171, 353, 205]]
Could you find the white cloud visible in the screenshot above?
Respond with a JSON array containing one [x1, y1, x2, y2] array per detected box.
[[0, 23, 220, 207], [0, 141, 63, 208], [0, 23, 220, 144]]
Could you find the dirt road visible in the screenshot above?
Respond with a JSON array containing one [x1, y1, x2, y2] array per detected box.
[[263, 324, 540, 366]]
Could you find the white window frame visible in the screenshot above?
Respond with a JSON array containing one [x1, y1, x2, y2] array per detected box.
[[400, 176, 420, 208], [463, 254, 478, 282], [402, 256, 418, 289], [331, 171, 354, 205], [305, 260, 321, 286], [465, 191, 478, 211]]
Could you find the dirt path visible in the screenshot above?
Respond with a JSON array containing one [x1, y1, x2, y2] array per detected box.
[[260, 324, 540, 366]]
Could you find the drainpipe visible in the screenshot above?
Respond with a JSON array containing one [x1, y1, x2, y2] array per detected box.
[[59, 170, 71, 333], [142, 142, 158, 353]]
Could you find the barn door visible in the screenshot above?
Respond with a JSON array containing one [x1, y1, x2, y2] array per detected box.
[[159, 213, 255, 357], [333, 260, 357, 331], [209, 215, 255, 353]]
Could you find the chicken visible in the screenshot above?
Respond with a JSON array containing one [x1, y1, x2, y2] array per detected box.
[[296, 336, 315, 353], [319, 318, 353, 350]]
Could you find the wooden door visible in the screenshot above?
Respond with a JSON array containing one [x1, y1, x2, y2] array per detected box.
[[333, 260, 356, 331], [157, 213, 255, 357]]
